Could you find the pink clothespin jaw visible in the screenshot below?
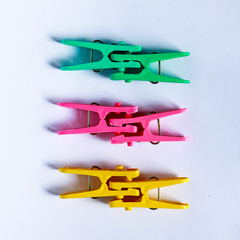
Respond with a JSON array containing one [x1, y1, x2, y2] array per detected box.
[[109, 108, 190, 145]]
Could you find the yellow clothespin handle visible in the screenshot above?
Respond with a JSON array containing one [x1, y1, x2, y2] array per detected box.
[[109, 177, 189, 210], [59, 165, 140, 199]]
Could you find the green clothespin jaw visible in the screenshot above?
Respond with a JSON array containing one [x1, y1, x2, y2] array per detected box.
[[110, 52, 190, 84], [60, 40, 142, 71]]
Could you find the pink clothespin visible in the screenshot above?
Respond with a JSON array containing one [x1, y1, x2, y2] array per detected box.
[[57, 102, 138, 135], [110, 108, 190, 145]]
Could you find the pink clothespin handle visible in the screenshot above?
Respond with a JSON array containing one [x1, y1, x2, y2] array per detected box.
[[109, 108, 190, 144], [57, 103, 138, 135]]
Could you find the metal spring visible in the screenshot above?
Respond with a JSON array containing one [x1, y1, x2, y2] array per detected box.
[[87, 102, 100, 135], [148, 112, 161, 145], [90, 40, 104, 72], [150, 52, 161, 84], [90, 40, 119, 73], [88, 165, 101, 199], [148, 176, 160, 210]]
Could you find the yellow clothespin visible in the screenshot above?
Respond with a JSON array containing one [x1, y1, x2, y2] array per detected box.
[[109, 177, 189, 211], [59, 165, 140, 199]]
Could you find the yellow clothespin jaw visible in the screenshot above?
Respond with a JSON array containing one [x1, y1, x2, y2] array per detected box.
[[109, 177, 189, 210], [59, 165, 140, 199]]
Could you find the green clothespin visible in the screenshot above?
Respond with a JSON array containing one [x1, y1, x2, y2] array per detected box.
[[110, 52, 190, 84], [60, 40, 142, 71]]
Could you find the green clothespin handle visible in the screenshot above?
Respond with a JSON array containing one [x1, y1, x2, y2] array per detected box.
[[111, 52, 190, 84], [60, 40, 142, 71]]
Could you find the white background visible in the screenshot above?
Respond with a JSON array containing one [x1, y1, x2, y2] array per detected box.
[[0, 0, 240, 239]]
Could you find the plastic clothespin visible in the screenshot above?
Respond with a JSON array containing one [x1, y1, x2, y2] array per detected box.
[[58, 165, 189, 211], [59, 165, 140, 199], [60, 40, 142, 71], [110, 108, 190, 145], [109, 177, 189, 210], [110, 52, 190, 83], [57, 102, 138, 135]]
